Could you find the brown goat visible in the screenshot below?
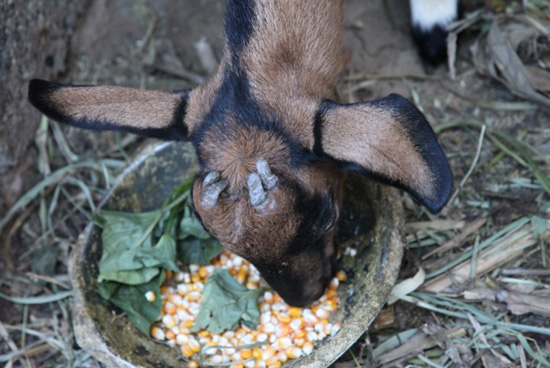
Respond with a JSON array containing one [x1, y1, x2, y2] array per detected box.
[[28, 0, 453, 307]]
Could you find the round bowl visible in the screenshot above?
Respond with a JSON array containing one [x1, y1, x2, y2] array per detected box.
[[69, 141, 404, 368]]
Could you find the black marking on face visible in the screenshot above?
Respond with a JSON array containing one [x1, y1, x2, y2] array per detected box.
[[190, 68, 317, 170], [313, 100, 332, 157]]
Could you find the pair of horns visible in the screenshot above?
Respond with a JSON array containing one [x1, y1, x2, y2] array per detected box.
[[200, 160, 279, 211]]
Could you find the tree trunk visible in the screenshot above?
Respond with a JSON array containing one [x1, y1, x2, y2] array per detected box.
[[0, 0, 89, 214]]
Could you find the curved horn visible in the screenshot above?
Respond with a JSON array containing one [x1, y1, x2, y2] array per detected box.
[[256, 159, 279, 190], [248, 173, 267, 209], [201, 171, 228, 210]]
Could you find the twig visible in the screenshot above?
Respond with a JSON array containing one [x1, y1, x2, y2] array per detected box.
[[501, 269, 550, 276], [447, 124, 487, 206], [422, 218, 487, 259]]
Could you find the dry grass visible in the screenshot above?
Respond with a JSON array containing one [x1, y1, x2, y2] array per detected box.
[[1, 1, 550, 367]]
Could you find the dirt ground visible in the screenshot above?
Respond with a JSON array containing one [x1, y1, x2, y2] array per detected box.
[[1, 0, 549, 367]]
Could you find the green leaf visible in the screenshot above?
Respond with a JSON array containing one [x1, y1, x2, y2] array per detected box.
[[97, 271, 165, 336], [179, 216, 211, 240], [97, 211, 180, 284], [178, 238, 223, 266], [191, 269, 262, 334], [531, 215, 546, 239]]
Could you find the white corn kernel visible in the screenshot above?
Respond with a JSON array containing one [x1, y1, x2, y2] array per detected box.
[[176, 334, 189, 345], [290, 319, 303, 331], [161, 315, 176, 329]]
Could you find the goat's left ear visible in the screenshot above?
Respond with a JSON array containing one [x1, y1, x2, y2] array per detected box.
[[28, 79, 190, 141], [314, 94, 453, 212]]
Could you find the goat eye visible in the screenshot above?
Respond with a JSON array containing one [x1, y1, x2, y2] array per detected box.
[[323, 215, 336, 233]]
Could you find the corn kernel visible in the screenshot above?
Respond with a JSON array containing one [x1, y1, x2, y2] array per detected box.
[[188, 361, 200, 368], [162, 315, 176, 329], [240, 349, 253, 360], [302, 341, 314, 355], [164, 302, 176, 315], [287, 346, 303, 359], [144, 291, 156, 302], [236, 268, 249, 284], [155, 250, 344, 365], [151, 326, 165, 340], [190, 274, 201, 283], [278, 337, 293, 349], [289, 318, 303, 331], [266, 359, 282, 367], [288, 307, 302, 318], [277, 314, 291, 324], [181, 346, 194, 358], [165, 330, 176, 340], [336, 270, 347, 281], [252, 348, 263, 360]]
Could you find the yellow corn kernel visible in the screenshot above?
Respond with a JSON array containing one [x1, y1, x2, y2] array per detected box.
[[162, 314, 176, 329], [278, 337, 293, 350], [144, 291, 156, 302], [151, 326, 165, 340], [287, 346, 303, 359], [294, 329, 307, 340], [233, 365, 244, 368], [336, 270, 347, 281], [302, 341, 314, 355], [188, 361, 200, 368], [266, 359, 282, 367], [262, 347, 277, 360], [236, 268, 249, 284], [190, 274, 201, 283], [183, 319, 194, 329], [252, 348, 263, 360], [165, 330, 176, 340], [178, 325, 190, 335], [189, 338, 201, 353], [288, 307, 302, 318], [160, 286, 171, 295], [240, 349, 253, 360], [276, 352, 288, 363], [198, 330, 210, 338], [327, 289, 337, 298], [181, 346, 195, 358], [277, 314, 291, 324], [164, 302, 176, 315]]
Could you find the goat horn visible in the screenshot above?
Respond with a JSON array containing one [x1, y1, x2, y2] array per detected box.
[[201, 171, 228, 210], [248, 173, 268, 209], [256, 159, 279, 190]]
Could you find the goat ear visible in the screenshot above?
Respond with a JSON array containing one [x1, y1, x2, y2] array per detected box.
[[314, 94, 453, 212], [28, 79, 190, 141]]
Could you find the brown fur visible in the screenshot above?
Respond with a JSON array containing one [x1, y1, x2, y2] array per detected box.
[[29, 0, 450, 306], [242, 0, 345, 149], [322, 104, 435, 200], [51, 86, 186, 130]]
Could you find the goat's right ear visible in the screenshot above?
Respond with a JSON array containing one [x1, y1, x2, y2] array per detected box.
[[28, 79, 190, 141], [314, 95, 453, 212]]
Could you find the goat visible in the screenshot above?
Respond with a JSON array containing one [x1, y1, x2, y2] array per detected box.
[[28, 0, 453, 307], [409, 0, 459, 65]]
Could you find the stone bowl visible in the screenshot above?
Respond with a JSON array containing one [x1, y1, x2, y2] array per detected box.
[[69, 141, 405, 368]]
